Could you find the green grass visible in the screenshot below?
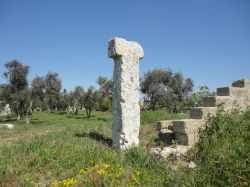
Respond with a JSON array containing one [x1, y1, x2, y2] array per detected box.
[[140, 110, 188, 125], [0, 111, 183, 186], [0, 109, 249, 186], [0, 111, 112, 145]]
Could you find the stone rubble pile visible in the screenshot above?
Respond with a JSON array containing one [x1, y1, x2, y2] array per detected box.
[[157, 79, 250, 146], [150, 145, 189, 158], [150, 145, 197, 170]]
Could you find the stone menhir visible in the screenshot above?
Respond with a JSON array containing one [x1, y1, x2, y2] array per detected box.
[[108, 37, 144, 149]]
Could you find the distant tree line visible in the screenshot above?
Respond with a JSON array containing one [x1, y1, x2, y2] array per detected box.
[[0, 60, 212, 124], [0, 60, 113, 123]]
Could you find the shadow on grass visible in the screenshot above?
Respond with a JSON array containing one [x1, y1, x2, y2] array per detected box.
[[30, 118, 46, 125], [54, 111, 68, 115], [0, 115, 16, 123], [66, 115, 82, 119], [82, 116, 96, 119], [75, 131, 112, 147], [95, 117, 110, 122], [65, 114, 97, 120]]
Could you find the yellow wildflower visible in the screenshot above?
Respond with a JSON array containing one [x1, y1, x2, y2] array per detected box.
[[51, 180, 61, 187], [80, 169, 86, 174], [134, 170, 140, 176], [51, 177, 77, 187], [103, 163, 110, 168], [97, 169, 107, 175]]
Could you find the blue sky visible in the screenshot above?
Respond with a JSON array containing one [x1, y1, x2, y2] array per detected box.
[[0, 0, 249, 92]]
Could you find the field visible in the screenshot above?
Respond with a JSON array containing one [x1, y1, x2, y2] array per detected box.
[[0, 110, 187, 186], [0, 109, 249, 186]]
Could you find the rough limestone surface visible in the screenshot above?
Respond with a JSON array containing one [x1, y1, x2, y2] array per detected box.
[[108, 37, 144, 149], [156, 120, 173, 131]]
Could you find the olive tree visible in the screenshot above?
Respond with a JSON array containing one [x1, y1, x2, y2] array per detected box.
[[140, 68, 194, 113], [83, 86, 97, 117], [183, 85, 213, 108], [31, 76, 45, 110], [44, 72, 62, 111], [57, 89, 71, 111], [72, 86, 85, 114], [96, 76, 113, 111], [1, 60, 32, 123]]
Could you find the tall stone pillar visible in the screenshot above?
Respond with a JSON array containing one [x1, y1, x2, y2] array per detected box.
[[108, 37, 144, 149]]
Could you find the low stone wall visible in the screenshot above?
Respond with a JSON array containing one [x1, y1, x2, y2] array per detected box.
[[157, 79, 250, 146]]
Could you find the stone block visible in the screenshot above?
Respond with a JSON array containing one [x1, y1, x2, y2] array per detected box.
[[172, 119, 205, 134], [158, 129, 174, 145], [156, 120, 173, 131], [175, 132, 199, 146], [190, 107, 217, 119], [203, 96, 237, 107], [203, 96, 250, 110], [232, 79, 250, 89], [217, 87, 250, 97]]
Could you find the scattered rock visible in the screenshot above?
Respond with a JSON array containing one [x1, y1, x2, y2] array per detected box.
[[151, 145, 189, 158], [150, 147, 161, 155], [0, 123, 14, 129], [150, 146, 198, 171], [175, 145, 189, 156], [160, 147, 177, 158], [188, 161, 197, 170]]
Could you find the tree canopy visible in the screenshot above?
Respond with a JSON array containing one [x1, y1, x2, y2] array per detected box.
[[1, 60, 31, 122], [44, 72, 62, 111], [141, 68, 194, 112]]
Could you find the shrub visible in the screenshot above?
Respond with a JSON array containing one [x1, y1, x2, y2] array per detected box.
[[174, 108, 250, 186]]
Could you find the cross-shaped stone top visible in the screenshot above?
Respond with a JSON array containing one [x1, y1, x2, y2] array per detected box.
[[108, 37, 144, 60]]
